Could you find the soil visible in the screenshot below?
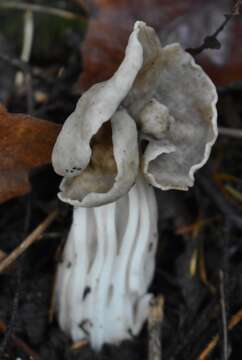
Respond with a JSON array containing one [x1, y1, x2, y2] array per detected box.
[[1, 2, 242, 359]]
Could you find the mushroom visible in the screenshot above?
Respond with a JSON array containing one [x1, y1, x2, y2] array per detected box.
[[52, 21, 218, 350]]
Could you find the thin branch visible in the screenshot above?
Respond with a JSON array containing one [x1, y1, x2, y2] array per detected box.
[[0, 321, 41, 360], [219, 270, 228, 360], [0, 53, 55, 84], [219, 126, 242, 139], [198, 176, 242, 230], [187, 17, 229, 56], [0, 196, 31, 357], [0, 1, 85, 21], [71, 339, 89, 350], [15, 9, 35, 113], [148, 296, 164, 360], [0, 250, 6, 262], [0, 53, 29, 73], [0, 210, 58, 273], [198, 309, 242, 360], [187, 0, 242, 56], [233, 0, 242, 15], [21, 10, 34, 63]]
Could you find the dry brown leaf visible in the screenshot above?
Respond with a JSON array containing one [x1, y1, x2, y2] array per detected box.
[[0, 105, 61, 203], [80, 0, 242, 89]]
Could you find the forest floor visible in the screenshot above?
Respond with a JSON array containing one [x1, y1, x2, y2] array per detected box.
[[1, 1, 242, 359]]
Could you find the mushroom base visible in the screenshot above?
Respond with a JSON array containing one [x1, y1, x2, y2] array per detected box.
[[55, 176, 158, 350]]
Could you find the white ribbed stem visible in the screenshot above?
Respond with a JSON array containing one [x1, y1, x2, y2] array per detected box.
[[56, 176, 158, 350]]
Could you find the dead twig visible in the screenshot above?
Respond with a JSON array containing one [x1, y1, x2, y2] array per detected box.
[[0, 53, 55, 84], [0, 210, 58, 273], [148, 296, 164, 360], [219, 270, 229, 360], [198, 176, 242, 230], [0, 320, 41, 360], [0, 250, 6, 262], [219, 126, 242, 139], [187, 0, 242, 56], [0, 1, 85, 21], [0, 197, 31, 357], [15, 9, 35, 114], [71, 339, 89, 351], [176, 216, 220, 236], [49, 269, 58, 324], [15, 10, 34, 83], [198, 309, 242, 360], [233, 0, 242, 14]]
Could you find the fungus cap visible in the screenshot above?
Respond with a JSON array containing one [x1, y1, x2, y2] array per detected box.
[[52, 24, 143, 207], [58, 109, 139, 207], [124, 22, 218, 190], [52, 21, 218, 207]]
